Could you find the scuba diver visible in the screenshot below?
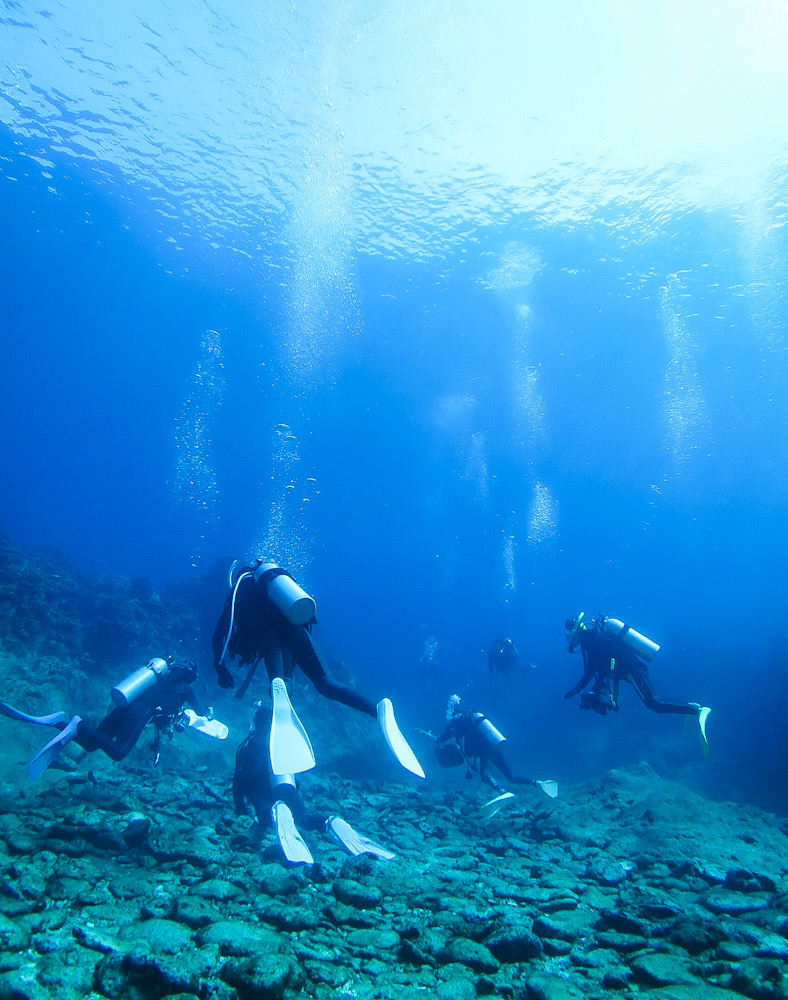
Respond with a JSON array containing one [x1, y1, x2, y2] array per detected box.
[[0, 656, 228, 779], [233, 703, 395, 866], [488, 637, 519, 687], [432, 694, 558, 817], [212, 559, 424, 781], [564, 612, 711, 756]]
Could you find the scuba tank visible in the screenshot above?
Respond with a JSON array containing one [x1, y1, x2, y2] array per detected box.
[[470, 712, 506, 748], [253, 563, 316, 626], [601, 617, 660, 661], [111, 657, 170, 708]]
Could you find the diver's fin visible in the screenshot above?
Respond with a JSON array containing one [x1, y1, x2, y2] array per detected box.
[[272, 802, 313, 866], [376, 699, 425, 778], [480, 791, 515, 819], [698, 706, 711, 758], [326, 816, 395, 861], [180, 709, 229, 740], [0, 702, 66, 727], [269, 678, 315, 776], [27, 715, 81, 780], [536, 779, 559, 799]]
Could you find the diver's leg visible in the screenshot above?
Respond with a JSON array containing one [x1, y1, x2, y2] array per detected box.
[[289, 625, 377, 716], [262, 632, 286, 684], [629, 667, 699, 716], [288, 624, 424, 778], [78, 703, 154, 761], [479, 756, 502, 790], [490, 746, 531, 785]]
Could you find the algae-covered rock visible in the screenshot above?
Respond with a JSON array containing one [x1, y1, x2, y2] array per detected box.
[[346, 927, 401, 957], [630, 952, 702, 987], [485, 923, 543, 962], [436, 936, 499, 973], [220, 953, 304, 1000], [332, 877, 383, 909], [117, 917, 194, 955], [0, 912, 28, 951], [525, 973, 587, 1000], [195, 919, 280, 956], [258, 899, 320, 931]]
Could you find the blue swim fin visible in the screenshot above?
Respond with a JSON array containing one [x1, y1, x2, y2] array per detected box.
[[0, 701, 66, 727], [27, 715, 81, 780], [269, 678, 315, 776]]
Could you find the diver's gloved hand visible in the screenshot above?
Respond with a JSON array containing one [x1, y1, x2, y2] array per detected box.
[[216, 663, 235, 689]]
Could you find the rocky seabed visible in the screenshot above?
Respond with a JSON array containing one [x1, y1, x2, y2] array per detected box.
[[0, 760, 786, 1000]]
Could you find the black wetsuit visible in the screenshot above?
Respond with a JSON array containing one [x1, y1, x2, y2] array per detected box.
[[566, 625, 701, 718], [212, 567, 376, 717], [437, 711, 532, 791], [233, 728, 324, 831], [74, 661, 201, 761]]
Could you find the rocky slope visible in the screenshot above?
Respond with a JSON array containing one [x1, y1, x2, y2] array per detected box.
[[0, 538, 786, 1000]]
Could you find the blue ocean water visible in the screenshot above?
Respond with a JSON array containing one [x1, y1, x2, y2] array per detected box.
[[1, 1, 787, 810]]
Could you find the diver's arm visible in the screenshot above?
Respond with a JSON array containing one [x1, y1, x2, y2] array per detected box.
[[564, 660, 595, 699], [435, 722, 455, 744]]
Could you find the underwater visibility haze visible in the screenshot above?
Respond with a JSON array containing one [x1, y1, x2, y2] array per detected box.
[[2, 2, 788, 810]]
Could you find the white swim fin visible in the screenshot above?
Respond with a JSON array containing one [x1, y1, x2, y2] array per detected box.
[[376, 698, 425, 778], [327, 816, 395, 860], [180, 709, 229, 740], [480, 791, 515, 819], [269, 678, 315, 776], [27, 715, 81, 780], [698, 706, 711, 758], [272, 802, 313, 865], [536, 779, 559, 799]]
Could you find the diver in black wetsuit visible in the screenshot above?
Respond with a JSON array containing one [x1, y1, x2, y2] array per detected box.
[[75, 657, 204, 761], [488, 637, 519, 688], [213, 562, 373, 713], [233, 703, 395, 866], [212, 560, 424, 779], [436, 694, 534, 792], [234, 705, 324, 828], [564, 612, 711, 753], [0, 656, 225, 778]]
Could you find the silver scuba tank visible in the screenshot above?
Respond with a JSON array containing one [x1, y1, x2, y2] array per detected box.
[[601, 618, 660, 661], [253, 563, 316, 625], [269, 770, 297, 791], [111, 657, 170, 708], [471, 712, 507, 748]]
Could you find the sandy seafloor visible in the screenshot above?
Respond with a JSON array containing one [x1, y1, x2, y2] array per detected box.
[[0, 539, 786, 1000]]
